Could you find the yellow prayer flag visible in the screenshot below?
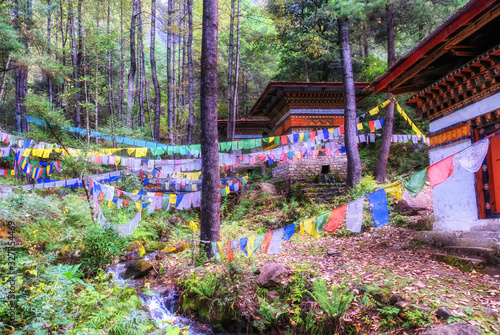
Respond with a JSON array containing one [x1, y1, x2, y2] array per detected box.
[[368, 106, 380, 116], [42, 149, 52, 158], [10, 170, 15, 176], [298, 133, 304, 142], [225, 186, 230, 195], [303, 218, 320, 239], [380, 98, 392, 109], [108, 200, 113, 208], [217, 242, 225, 259], [135, 202, 142, 212], [23, 149, 31, 157], [127, 148, 136, 155], [357, 123, 363, 130], [247, 235, 256, 257], [32, 148, 43, 157], [169, 194, 177, 204], [269, 136, 275, 143], [385, 181, 403, 201], [300, 222, 304, 238], [115, 156, 121, 165]]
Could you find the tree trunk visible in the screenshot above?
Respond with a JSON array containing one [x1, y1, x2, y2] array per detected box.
[[107, 0, 115, 128], [199, 0, 221, 257], [186, 0, 194, 144], [172, 19, 177, 137], [95, 53, 99, 145], [338, 17, 362, 188], [375, 2, 396, 183], [70, 0, 81, 127], [0, 53, 11, 102], [47, 0, 53, 107], [151, 0, 161, 141], [119, 0, 125, 124], [127, 0, 137, 128], [137, 0, 145, 128], [226, 0, 235, 141], [15, 64, 29, 133], [167, 0, 173, 143], [231, 0, 241, 136]]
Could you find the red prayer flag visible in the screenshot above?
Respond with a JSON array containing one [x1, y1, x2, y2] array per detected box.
[[124, 200, 129, 206], [261, 231, 273, 253], [226, 240, 234, 263], [310, 131, 316, 141], [281, 135, 288, 145], [339, 126, 344, 134], [369, 121, 375, 132], [324, 204, 347, 233], [427, 156, 454, 189]]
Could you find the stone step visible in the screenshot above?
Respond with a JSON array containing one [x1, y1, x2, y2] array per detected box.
[[442, 246, 499, 264], [470, 223, 500, 232], [430, 253, 487, 269], [454, 237, 499, 248], [457, 231, 500, 240]]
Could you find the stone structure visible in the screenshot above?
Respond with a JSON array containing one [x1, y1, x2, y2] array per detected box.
[[272, 155, 348, 181], [371, 0, 500, 231]]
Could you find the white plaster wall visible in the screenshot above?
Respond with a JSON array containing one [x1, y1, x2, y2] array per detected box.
[[428, 139, 480, 231], [430, 91, 500, 133]]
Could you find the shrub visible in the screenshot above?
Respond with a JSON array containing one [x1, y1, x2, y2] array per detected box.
[[80, 224, 127, 275]]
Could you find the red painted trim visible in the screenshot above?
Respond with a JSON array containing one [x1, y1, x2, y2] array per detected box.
[[372, 0, 496, 93]]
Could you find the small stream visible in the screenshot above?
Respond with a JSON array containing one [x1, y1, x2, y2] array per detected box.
[[107, 253, 214, 334]]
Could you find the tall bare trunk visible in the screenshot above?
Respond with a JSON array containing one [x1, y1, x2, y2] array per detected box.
[[375, 2, 396, 182], [95, 53, 99, 145], [119, 0, 125, 124], [70, 0, 81, 127], [47, 0, 53, 107], [127, 0, 137, 128], [0, 53, 11, 102], [167, 0, 173, 143], [338, 17, 362, 188], [151, 0, 161, 141], [107, 0, 115, 130], [199, 0, 221, 257], [186, 0, 194, 144], [226, 0, 235, 141], [137, 0, 145, 127], [230, 0, 241, 140]]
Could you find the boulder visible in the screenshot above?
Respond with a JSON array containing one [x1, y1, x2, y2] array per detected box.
[[421, 322, 481, 335], [259, 182, 277, 196], [123, 260, 153, 279], [436, 306, 453, 319], [395, 189, 433, 215], [133, 241, 146, 259], [256, 263, 290, 287], [150, 286, 171, 295], [145, 242, 167, 253]]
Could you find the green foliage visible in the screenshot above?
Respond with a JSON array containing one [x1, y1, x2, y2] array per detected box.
[[254, 297, 289, 331], [309, 280, 354, 323], [347, 175, 377, 201], [118, 174, 143, 193], [80, 224, 127, 275]]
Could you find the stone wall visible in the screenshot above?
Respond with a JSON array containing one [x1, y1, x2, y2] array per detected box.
[[272, 155, 348, 181]]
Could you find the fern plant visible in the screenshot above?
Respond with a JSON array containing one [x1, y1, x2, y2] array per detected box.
[[308, 280, 354, 329]]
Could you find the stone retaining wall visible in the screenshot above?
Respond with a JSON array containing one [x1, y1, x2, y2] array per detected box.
[[272, 155, 347, 181]]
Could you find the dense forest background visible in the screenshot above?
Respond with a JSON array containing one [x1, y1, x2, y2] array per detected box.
[[0, 0, 467, 145]]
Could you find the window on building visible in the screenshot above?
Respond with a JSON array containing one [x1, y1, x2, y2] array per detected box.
[[321, 165, 330, 174]]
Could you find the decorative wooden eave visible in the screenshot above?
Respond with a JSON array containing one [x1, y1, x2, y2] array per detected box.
[[406, 44, 500, 120], [369, 0, 500, 96], [249, 82, 370, 119]]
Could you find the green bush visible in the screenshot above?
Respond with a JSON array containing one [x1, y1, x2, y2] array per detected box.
[[80, 224, 127, 275]]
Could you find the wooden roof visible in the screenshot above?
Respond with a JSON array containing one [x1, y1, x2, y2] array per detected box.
[[370, 0, 500, 96], [249, 82, 370, 118]]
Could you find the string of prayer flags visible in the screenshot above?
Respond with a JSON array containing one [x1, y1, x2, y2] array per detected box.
[[368, 189, 390, 228], [346, 198, 364, 233], [246, 234, 264, 257], [384, 181, 403, 201], [403, 169, 427, 197], [427, 156, 454, 189], [0, 169, 15, 176], [302, 218, 320, 239], [226, 241, 234, 263], [324, 204, 347, 233], [453, 138, 489, 173]]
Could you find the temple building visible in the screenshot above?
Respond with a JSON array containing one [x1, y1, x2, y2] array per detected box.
[[371, 0, 500, 230], [219, 82, 370, 183], [218, 82, 370, 140]]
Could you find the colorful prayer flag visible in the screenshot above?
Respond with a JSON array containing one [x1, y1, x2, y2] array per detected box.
[[427, 156, 454, 189], [368, 189, 389, 228], [403, 169, 427, 197], [384, 181, 403, 201], [346, 198, 364, 233], [324, 205, 347, 233]]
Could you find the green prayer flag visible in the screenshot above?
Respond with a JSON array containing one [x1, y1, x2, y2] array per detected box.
[[211, 242, 220, 260], [303, 132, 310, 143], [238, 140, 245, 150], [244, 140, 250, 150], [173, 146, 179, 154], [274, 136, 280, 146], [167, 146, 173, 155], [221, 187, 227, 197], [403, 169, 428, 197], [315, 212, 330, 236], [252, 234, 265, 253]]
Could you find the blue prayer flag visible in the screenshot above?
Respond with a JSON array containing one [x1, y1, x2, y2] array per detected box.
[[293, 133, 299, 143], [176, 194, 184, 207], [368, 189, 389, 228], [283, 224, 295, 241], [239, 237, 248, 256]]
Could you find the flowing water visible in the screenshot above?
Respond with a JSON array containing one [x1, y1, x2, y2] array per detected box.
[[107, 253, 214, 334]]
